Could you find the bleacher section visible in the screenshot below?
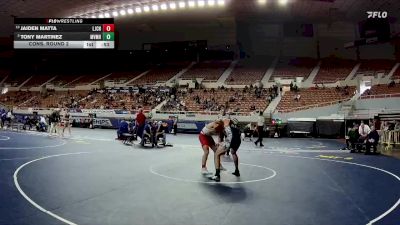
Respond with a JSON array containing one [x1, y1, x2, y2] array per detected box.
[[101, 71, 144, 85], [49, 73, 83, 87], [3, 73, 31, 87], [130, 62, 189, 85], [314, 58, 356, 84], [271, 57, 317, 81], [276, 86, 355, 113], [64, 73, 108, 87], [361, 84, 400, 97], [23, 74, 55, 88], [393, 66, 400, 79], [37, 91, 89, 108], [0, 70, 10, 82], [0, 91, 37, 106], [81, 90, 167, 110], [357, 59, 395, 77], [181, 61, 230, 81], [162, 88, 271, 114], [226, 59, 270, 85]]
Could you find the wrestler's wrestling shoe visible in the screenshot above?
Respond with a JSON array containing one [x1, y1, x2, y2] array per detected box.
[[209, 175, 220, 182], [232, 170, 240, 177], [201, 168, 211, 175]]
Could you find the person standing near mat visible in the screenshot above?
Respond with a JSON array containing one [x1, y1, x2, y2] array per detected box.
[[210, 118, 241, 181], [199, 119, 225, 174], [62, 109, 71, 137], [254, 111, 265, 147], [135, 108, 146, 140]]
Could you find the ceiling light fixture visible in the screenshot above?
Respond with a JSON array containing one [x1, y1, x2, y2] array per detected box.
[[188, 0, 196, 8], [179, 1, 186, 8], [152, 4, 159, 11], [169, 2, 177, 9], [160, 3, 168, 10], [198, 0, 205, 7]]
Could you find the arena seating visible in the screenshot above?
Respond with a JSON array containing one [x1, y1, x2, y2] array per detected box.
[[0, 91, 39, 107], [162, 87, 272, 114], [181, 60, 231, 81], [81, 90, 167, 110], [271, 57, 317, 81], [23, 74, 56, 88], [392, 66, 400, 79], [130, 62, 189, 85], [357, 59, 395, 77], [361, 84, 400, 97], [36, 91, 89, 108], [226, 59, 270, 85], [3, 73, 32, 87], [64, 73, 109, 87], [102, 71, 144, 84], [276, 86, 355, 112], [0, 70, 10, 81], [50, 73, 84, 87], [314, 58, 357, 84]]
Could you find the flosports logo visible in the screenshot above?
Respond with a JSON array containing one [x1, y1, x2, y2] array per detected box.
[[367, 11, 388, 18]]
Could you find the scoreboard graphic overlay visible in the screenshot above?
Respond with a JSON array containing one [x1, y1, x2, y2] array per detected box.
[[14, 18, 115, 49]]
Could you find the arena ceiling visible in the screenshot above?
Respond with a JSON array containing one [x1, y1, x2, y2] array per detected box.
[[0, 0, 399, 37]]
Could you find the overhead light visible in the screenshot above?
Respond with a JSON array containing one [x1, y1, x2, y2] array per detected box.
[[143, 5, 150, 12], [278, 0, 288, 5], [188, 0, 196, 8], [160, 3, 168, 10], [198, 0, 205, 7], [120, 9, 126, 16], [91, 15, 97, 18], [112, 11, 119, 17], [127, 8, 134, 14], [179, 1, 186, 8], [257, 0, 267, 5], [217, 0, 225, 6], [152, 4, 159, 11], [169, 2, 177, 9], [135, 7, 142, 13], [104, 12, 110, 18], [207, 0, 215, 6], [99, 13, 104, 18]]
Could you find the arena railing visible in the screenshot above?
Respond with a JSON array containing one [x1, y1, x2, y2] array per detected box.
[[155, 110, 253, 117], [276, 98, 351, 113], [360, 93, 400, 100], [380, 130, 400, 151]]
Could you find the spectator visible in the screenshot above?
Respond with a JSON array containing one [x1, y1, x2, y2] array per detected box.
[[358, 121, 371, 143], [394, 121, 400, 131], [254, 111, 265, 147], [135, 108, 146, 139], [346, 125, 360, 152], [365, 126, 379, 155], [389, 80, 395, 87]]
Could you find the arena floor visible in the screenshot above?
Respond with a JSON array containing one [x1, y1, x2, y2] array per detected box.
[[0, 128, 399, 225]]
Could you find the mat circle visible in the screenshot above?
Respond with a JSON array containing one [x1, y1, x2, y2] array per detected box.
[[150, 162, 277, 184]]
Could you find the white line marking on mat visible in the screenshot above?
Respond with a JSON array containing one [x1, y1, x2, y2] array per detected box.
[[150, 163, 277, 184], [0, 139, 67, 150], [268, 154, 400, 225], [0, 135, 10, 141], [13, 152, 91, 225]]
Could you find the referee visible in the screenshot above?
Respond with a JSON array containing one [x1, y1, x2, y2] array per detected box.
[[254, 111, 264, 147]]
